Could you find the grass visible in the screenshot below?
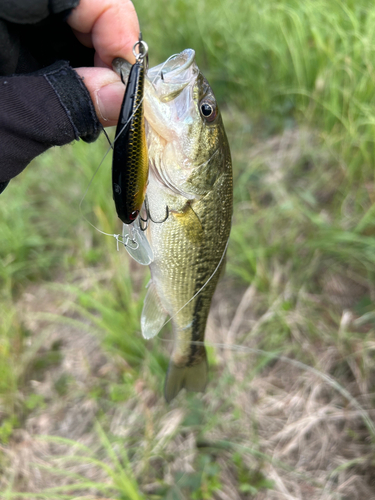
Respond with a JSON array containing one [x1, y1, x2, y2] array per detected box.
[[3, 423, 146, 500], [138, 0, 375, 174], [2, 0, 375, 498]]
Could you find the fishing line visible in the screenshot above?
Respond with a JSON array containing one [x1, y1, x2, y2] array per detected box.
[[79, 102, 147, 249], [150, 53, 180, 87], [102, 127, 114, 149], [78, 145, 126, 245], [152, 234, 231, 332], [80, 93, 144, 244], [156, 337, 375, 438]]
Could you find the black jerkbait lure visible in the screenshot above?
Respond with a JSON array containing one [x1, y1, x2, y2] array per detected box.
[[112, 39, 148, 225]]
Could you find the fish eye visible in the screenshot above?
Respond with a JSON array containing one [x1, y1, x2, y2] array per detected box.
[[201, 103, 213, 116], [200, 100, 217, 122]]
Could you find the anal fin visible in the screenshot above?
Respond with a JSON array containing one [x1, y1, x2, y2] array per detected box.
[[141, 280, 168, 339]]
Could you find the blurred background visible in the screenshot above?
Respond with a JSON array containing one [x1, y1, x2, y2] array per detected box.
[[1, 0, 375, 498]]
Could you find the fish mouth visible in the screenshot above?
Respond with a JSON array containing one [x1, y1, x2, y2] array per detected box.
[[144, 49, 199, 144], [147, 49, 196, 84], [146, 49, 197, 104]]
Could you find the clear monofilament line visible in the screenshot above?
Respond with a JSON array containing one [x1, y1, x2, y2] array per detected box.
[[150, 53, 179, 87], [79, 96, 140, 241], [79, 143, 117, 239], [156, 235, 230, 331]]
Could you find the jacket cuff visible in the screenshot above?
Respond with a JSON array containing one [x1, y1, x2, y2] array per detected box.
[[43, 60, 101, 143]]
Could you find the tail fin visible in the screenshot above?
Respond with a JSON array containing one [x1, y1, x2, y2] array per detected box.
[[164, 356, 208, 403]]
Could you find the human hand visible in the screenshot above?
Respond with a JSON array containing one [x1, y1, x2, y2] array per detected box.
[[67, 0, 139, 127]]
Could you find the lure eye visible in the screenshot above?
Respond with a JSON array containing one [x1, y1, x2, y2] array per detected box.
[[200, 100, 217, 122], [129, 210, 139, 221]]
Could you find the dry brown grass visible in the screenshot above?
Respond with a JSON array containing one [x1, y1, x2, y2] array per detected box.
[[4, 263, 375, 498]]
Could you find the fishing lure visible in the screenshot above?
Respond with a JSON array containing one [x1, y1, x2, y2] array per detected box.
[[79, 35, 155, 266], [112, 35, 149, 225]]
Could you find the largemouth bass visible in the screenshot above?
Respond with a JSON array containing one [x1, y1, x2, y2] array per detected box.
[[140, 49, 233, 402]]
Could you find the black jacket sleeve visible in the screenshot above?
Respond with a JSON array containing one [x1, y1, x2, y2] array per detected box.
[[0, 0, 102, 184], [0, 61, 100, 182]]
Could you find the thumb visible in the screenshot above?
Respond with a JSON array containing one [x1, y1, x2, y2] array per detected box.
[[75, 67, 125, 127]]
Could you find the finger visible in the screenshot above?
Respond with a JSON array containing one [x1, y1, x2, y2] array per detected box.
[[75, 67, 125, 127], [71, 29, 93, 48], [94, 52, 111, 69], [67, 0, 139, 66]]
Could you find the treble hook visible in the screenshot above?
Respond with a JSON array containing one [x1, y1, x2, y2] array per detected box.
[[139, 197, 169, 231], [139, 213, 149, 232], [150, 205, 169, 224]]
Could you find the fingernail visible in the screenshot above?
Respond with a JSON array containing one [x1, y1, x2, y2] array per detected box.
[[96, 81, 125, 122]]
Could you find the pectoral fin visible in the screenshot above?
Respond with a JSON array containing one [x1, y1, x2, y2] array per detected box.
[[172, 203, 203, 245], [141, 281, 168, 339]]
